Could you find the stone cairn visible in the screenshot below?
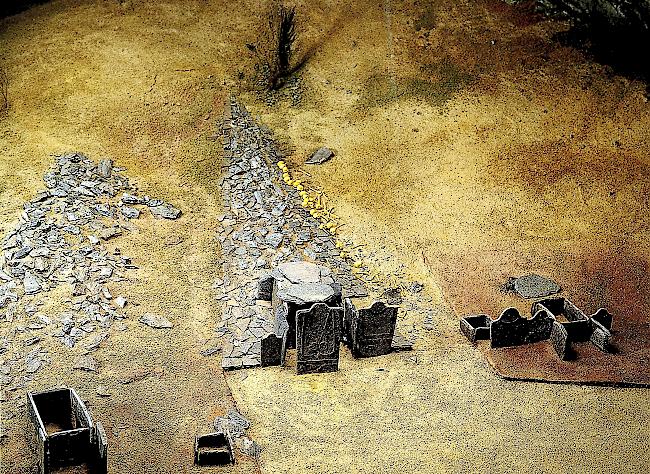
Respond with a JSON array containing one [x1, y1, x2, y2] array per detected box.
[[0, 152, 180, 426], [215, 98, 389, 370]]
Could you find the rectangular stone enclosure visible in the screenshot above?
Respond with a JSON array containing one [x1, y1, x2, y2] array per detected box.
[[296, 303, 342, 374], [27, 387, 107, 474]]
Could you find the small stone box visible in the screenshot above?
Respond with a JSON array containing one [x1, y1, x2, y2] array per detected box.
[[459, 315, 492, 343], [27, 387, 107, 474], [194, 431, 234, 466]]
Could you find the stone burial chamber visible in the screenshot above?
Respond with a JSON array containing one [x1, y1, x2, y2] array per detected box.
[[252, 261, 409, 374], [460, 297, 614, 361], [27, 387, 107, 474]]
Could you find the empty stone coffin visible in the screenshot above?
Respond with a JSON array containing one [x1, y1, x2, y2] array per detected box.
[[532, 298, 613, 355], [27, 387, 107, 474], [194, 430, 234, 466], [459, 315, 492, 343], [344, 299, 398, 358]]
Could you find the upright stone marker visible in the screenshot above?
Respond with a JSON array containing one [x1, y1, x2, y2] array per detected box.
[[296, 303, 342, 374], [348, 300, 398, 358]]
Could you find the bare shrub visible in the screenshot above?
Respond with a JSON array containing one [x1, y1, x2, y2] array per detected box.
[[249, 2, 298, 90]]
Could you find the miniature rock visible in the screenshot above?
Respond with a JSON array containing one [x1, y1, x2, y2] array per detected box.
[[74, 355, 98, 372], [150, 203, 182, 220], [305, 147, 334, 165], [512, 274, 561, 299], [139, 313, 173, 329]]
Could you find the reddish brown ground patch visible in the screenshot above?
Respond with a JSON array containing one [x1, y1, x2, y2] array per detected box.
[[428, 240, 650, 386]]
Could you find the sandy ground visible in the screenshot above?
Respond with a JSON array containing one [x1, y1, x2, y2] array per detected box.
[[0, 0, 649, 473]]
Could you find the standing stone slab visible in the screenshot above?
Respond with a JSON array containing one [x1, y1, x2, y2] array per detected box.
[[296, 303, 342, 374], [550, 321, 572, 360], [490, 308, 529, 348], [348, 300, 398, 358]]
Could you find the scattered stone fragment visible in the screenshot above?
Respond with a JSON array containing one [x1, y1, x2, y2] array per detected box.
[[305, 147, 334, 165], [201, 346, 221, 357], [23, 272, 42, 295], [114, 296, 127, 308], [99, 227, 122, 241], [121, 206, 140, 219], [74, 355, 98, 372], [96, 159, 113, 178], [96, 385, 111, 397], [150, 203, 182, 220], [139, 313, 173, 329]]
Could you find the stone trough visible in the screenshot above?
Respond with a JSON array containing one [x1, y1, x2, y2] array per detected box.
[[27, 387, 107, 474], [461, 297, 614, 361]]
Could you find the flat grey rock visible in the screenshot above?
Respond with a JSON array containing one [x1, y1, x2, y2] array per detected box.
[[96, 159, 113, 178], [513, 274, 561, 299], [150, 203, 182, 220], [277, 282, 339, 305], [99, 227, 122, 241], [121, 206, 140, 219], [305, 147, 334, 165], [74, 355, 98, 372], [23, 272, 42, 295], [139, 313, 173, 329]]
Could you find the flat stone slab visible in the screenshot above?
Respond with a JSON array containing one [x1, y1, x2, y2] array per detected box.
[[305, 147, 334, 165], [513, 274, 561, 299]]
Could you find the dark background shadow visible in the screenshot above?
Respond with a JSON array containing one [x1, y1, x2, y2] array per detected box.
[[1, 1, 51, 19]]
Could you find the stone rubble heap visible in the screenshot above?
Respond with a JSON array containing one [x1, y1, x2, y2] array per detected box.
[[215, 98, 368, 370], [0, 152, 180, 405]]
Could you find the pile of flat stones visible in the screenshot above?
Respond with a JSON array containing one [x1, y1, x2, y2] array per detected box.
[[0, 152, 180, 416], [215, 99, 368, 370]]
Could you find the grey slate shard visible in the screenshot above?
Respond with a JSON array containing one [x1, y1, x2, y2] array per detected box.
[[96, 159, 113, 178], [150, 203, 182, 220], [120, 206, 140, 219], [305, 147, 334, 165], [391, 333, 414, 352], [139, 313, 173, 329], [24, 272, 42, 295], [512, 274, 561, 299], [74, 355, 98, 372]]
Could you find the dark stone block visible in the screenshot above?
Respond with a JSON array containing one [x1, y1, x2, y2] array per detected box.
[[524, 309, 554, 344], [348, 301, 398, 358], [550, 321, 572, 361], [194, 431, 234, 466], [490, 308, 529, 348], [261, 333, 284, 367], [590, 318, 613, 353], [257, 274, 274, 301], [27, 387, 106, 474], [296, 303, 342, 375], [460, 315, 492, 343]]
